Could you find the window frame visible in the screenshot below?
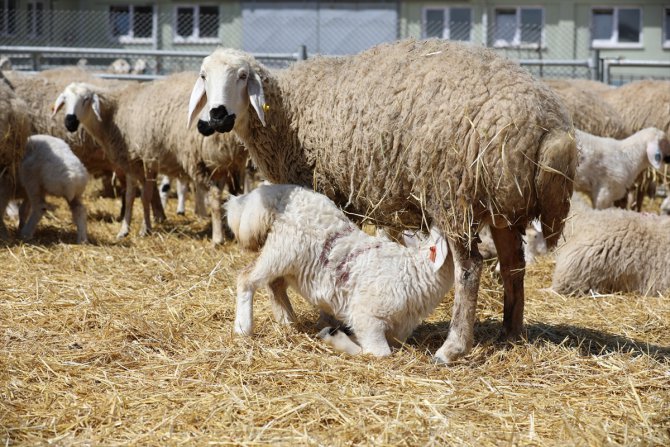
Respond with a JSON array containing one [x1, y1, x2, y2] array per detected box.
[[173, 4, 220, 44], [421, 6, 473, 42], [663, 7, 670, 49], [27, 0, 44, 38], [0, 0, 17, 36], [492, 6, 545, 49], [108, 4, 156, 44], [590, 6, 643, 49]]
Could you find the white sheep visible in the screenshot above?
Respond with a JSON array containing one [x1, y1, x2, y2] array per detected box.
[[188, 40, 577, 363], [552, 207, 670, 295], [574, 128, 670, 209], [227, 184, 454, 357], [17, 135, 89, 243], [54, 72, 248, 243]]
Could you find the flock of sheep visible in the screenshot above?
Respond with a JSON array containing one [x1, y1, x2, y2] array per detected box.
[[0, 38, 669, 363]]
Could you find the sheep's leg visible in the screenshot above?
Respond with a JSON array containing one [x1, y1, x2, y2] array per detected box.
[[268, 278, 296, 324], [0, 184, 11, 239], [354, 317, 392, 356], [489, 226, 525, 339], [138, 176, 155, 237], [69, 196, 88, 244], [318, 327, 362, 355], [434, 239, 482, 364], [594, 189, 614, 210], [117, 175, 135, 239], [194, 183, 208, 218], [150, 180, 166, 224], [209, 183, 224, 245], [176, 178, 189, 215]]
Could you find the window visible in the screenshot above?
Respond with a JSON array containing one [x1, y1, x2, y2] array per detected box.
[[0, 0, 17, 36], [493, 7, 544, 47], [423, 7, 472, 41], [174, 5, 219, 42], [27, 1, 44, 37], [664, 8, 670, 48], [591, 7, 642, 48], [109, 5, 154, 42]]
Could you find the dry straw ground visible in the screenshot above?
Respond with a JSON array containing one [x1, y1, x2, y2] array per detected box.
[[1, 182, 669, 446]]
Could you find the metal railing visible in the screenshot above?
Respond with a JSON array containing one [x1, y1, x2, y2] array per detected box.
[[602, 59, 670, 85]]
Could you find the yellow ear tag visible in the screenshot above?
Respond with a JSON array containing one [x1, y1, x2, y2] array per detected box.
[[262, 103, 270, 112]]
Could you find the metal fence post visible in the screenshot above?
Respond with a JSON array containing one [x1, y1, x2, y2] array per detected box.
[[591, 49, 600, 81], [297, 44, 307, 61]]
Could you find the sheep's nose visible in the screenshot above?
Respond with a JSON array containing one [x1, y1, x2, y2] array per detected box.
[[64, 114, 79, 132], [197, 119, 215, 136], [210, 105, 229, 121]]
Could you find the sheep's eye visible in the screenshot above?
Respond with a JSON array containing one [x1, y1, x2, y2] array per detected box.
[[239, 72, 248, 80], [200, 73, 206, 80]]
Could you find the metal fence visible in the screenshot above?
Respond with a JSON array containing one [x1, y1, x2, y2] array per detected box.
[[1, 7, 668, 82]]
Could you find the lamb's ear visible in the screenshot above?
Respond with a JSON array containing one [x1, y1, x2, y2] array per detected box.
[[187, 77, 207, 129], [402, 230, 419, 248], [647, 140, 662, 170], [428, 227, 448, 272], [91, 93, 102, 121], [531, 219, 543, 233], [52, 93, 65, 118], [247, 71, 266, 127]]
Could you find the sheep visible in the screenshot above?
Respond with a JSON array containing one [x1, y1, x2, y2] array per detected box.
[[552, 208, 670, 295], [2, 68, 165, 223], [0, 75, 32, 239], [544, 79, 631, 139], [15, 135, 89, 243], [478, 220, 548, 265], [54, 72, 248, 243], [189, 39, 577, 363], [226, 184, 454, 357], [574, 128, 670, 209], [159, 175, 208, 217]]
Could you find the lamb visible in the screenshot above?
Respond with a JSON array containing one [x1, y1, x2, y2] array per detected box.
[[0, 74, 32, 238], [16, 135, 89, 243], [188, 39, 577, 363], [227, 184, 454, 356], [54, 72, 249, 243], [574, 128, 670, 209], [552, 208, 670, 295], [2, 68, 164, 223]]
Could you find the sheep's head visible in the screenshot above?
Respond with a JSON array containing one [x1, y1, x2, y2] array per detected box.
[[188, 48, 266, 135], [645, 128, 670, 170], [401, 227, 449, 273], [52, 82, 102, 132]]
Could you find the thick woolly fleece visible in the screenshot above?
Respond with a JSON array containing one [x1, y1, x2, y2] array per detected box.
[[210, 39, 576, 246], [544, 79, 631, 139], [226, 184, 455, 356], [552, 208, 670, 295], [601, 80, 670, 135]]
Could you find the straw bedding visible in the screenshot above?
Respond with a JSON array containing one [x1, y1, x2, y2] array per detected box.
[[1, 185, 669, 445]]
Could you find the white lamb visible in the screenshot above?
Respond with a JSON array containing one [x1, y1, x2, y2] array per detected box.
[[226, 184, 454, 357], [574, 128, 670, 209], [18, 135, 89, 243]]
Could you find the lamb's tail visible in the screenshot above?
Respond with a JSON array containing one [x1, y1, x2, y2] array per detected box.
[[535, 128, 578, 248], [225, 185, 277, 251]]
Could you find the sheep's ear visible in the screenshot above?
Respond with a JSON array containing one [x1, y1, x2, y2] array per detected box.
[[91, 93, 102, 122], [531, 219, 543, 233], [247, 71, 266, 127], [187, 76, 207, 129], [52, 93, 65, 118], [402, 230, 419, 248], [647, 140, 662, 170], [428, 227, 448, 272]]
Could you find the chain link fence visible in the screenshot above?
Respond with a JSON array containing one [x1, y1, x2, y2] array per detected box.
[[1, 7, 667, 82]]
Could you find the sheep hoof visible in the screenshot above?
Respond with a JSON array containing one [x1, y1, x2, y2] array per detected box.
[[177, 211, 185, 216], [138, 228, 151, 237], [433, 341, 467, 365], [116, 230, 129, 239], [317, 326, 339, 339]]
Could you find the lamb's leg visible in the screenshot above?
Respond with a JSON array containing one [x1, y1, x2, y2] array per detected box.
[[68, 196, 88, 244], [234, 259, 277, 336], [176, 178, 188, 215], [268, 278, 296, 324], [138, 174, 155, 237], [18, 200, 30, 231], [209, 183, 223, 245], [20, 198, 46, 241], [489, 226, 525, 339], [434, 239, 482, 364], [117, 175, 135, 239]]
